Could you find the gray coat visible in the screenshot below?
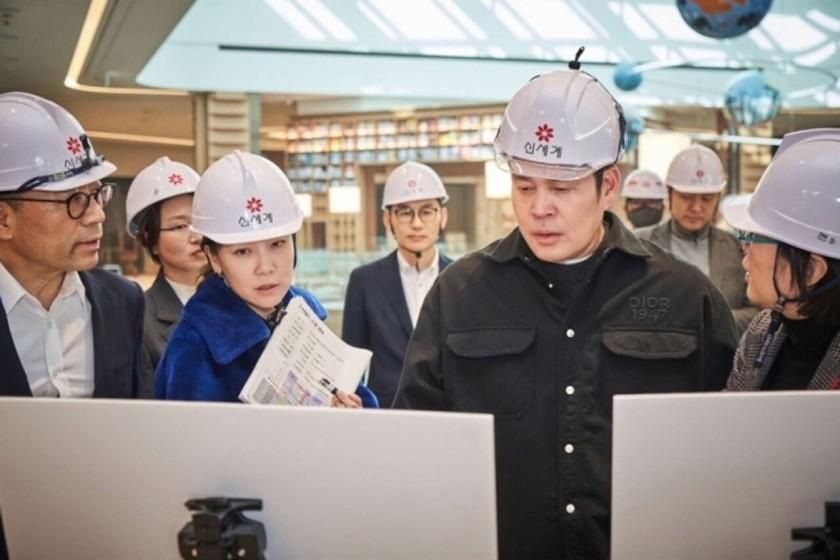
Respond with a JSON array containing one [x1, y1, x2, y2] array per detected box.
[[727, 309, 840, 390], [636, 220, 758, 333], [141, 270, 184, 398]]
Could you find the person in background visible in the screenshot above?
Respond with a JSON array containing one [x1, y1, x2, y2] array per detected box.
[[636, 144, 757, 333], [125, 157, 203, 397], [393, 55, 737, 560], [342, 161, 452, 407], [723, 129, 840, 391], [155, 150, 376, 408], [620, 168, 666, 229], [0, 91, 144, 398]]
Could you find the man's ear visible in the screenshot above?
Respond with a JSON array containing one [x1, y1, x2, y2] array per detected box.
[[598, 165, 620, 210], [382, 210, 392, 235], [439, 206, 448, 231], [0, 202, 16, 241]]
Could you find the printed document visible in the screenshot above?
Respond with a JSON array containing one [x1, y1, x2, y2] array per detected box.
[[240, 297, 372, 406]]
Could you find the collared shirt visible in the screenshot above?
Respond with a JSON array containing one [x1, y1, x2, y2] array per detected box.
[[0, 263, 94, 397], [397, 247, 440, 327], [669, 221, 711, 275], [164, 277, 197, 306]]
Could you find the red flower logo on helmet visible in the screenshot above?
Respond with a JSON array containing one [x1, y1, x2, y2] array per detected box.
[[246, 197, 263, 214], [168, 173, 183, 186], [535, 124, 554, 143], [66, 136, 82, 154], [696, 169, 705, 178]]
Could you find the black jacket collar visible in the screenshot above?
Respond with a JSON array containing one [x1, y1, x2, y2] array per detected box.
[[484, 211, 651, 264]]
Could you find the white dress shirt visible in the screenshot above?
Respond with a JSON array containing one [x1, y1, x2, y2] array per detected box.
[[396, 248, 440, 327], [0, 263, 95, 397]]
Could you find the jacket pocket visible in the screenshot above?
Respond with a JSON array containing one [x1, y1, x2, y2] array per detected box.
[[445, 327, 536, 419], [602, 328, 697, 360], [597, 327, 701, 413]]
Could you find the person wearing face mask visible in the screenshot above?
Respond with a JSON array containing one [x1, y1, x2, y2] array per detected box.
[[636, 145, 758, 334], [723, 129, 840, 391], [342, 161, 452, 408], [620, 168, 666, 229], [393, 51, 737, 560], [125, 157, 203, 397], [154, 151, 376, 408]]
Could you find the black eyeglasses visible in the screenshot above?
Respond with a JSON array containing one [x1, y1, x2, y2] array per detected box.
[[159, 223, 192, 234], [392, 206, 440, 224], [0, 183, 114, 219]]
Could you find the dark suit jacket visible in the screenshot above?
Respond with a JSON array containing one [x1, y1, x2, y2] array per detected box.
[[0, 268, 145, 398], [636, 220, 758, 334], [342, 250, 452, 408], [141, 270, 184, 398]]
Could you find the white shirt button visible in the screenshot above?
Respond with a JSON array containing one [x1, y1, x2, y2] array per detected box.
[[565, 385, 575, 395], [548, 283, 554, 289], [566, 328, 575, 338], [566, 503, 576, 514], [564, 443, 574, 454]]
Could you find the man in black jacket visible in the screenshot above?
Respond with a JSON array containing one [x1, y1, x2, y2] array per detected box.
[[394, 62, 738, 559], [0, 92, 144, 399]]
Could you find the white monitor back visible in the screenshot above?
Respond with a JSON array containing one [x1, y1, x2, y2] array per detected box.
[[0, 398, 497, 560], [612, 392, 840, 560]]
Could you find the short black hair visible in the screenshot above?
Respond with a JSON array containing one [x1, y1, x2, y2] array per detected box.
[[593, 167, 607, 195], [777, 242, 840, 325], [135, 204, 162, 265]]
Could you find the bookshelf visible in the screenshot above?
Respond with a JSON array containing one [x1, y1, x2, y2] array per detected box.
[[275, 108, 503, 193]]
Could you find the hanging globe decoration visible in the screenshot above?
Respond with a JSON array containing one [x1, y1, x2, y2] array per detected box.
[[614, 62, 643, 92], [623, 110, 645, 152], [676, 0, 773, 39], [724, 71, 781, 126]]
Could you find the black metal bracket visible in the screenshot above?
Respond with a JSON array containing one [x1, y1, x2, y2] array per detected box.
[[178, 497, 267, 560], [791, 501, 840, 560]]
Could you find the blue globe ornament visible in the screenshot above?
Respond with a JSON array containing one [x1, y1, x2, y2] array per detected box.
[[677, 0, 773, 39], [623, 110, 645, 152], [614, 62, 642, 92], [724, 71, 780, 126]]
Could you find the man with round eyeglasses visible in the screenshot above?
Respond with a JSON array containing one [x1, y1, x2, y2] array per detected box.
[[0, 92, 145, 399], [342, 161, 453, 408]]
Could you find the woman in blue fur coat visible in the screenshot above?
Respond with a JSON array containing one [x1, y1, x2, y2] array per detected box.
[[155, 151, 376, 408]]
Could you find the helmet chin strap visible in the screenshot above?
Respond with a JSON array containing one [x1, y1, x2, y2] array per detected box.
[[754, 251, 840, 368], [388, 214, 434, 272], [754, 253, 794, 368]]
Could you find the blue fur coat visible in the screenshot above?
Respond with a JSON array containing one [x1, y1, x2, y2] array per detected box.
[[155, 274, 377, 406]]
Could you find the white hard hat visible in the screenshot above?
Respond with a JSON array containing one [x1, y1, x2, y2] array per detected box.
[[621, 169, 666, 199], [493, 69, 625, 181], [382, 161, 449, 209], [666, 144, 726, 193], [0, 91, 116, 193], [723, 128, 840, 259], [191, 150, 303, 245], [125, 157, 200, 238]]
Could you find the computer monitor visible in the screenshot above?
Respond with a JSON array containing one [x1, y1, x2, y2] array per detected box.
[[0, 398, 497, 559], [611, 392, 840, 560]]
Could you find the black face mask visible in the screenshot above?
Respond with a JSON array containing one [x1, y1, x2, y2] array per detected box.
[[627, 206, 663, 228]]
